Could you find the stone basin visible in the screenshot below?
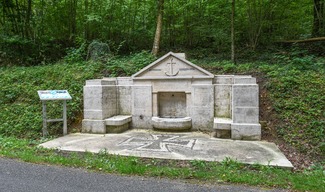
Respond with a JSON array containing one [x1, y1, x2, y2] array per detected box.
[[152, 117, 192, 131]]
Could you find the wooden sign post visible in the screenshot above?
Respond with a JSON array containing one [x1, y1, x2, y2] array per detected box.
[[37, 90, 72, 137]]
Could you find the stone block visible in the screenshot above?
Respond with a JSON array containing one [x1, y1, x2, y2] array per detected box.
[[232, 85, 259, 107], [102, 86, 118, 118], [158, 92, 186, 117], [214, 75, 234, 84], [191, 85, 214, 130], [105, 115, 132, 126], [152, 80, 192, 92], [213, 118, 232, 130], [83, 84, 118, 120], [106, 124, 130, 133], [192, 85, 214, 107], [131, 116, 153, 129], [86, 79, 116, 86], [117, 86, 132, 115], [83, 86, 103, 111], [233, 107, 259, 124], [82, 119, 106, 133], [84, 110, 105, 120], [214, 130, 231, 139], [152, 117, 192, 131], [214, 85, 232, 118], [116, 77, 132, 85], [231, 123, 261, 140], [132, 86, 152, 116], [191, 108, 214, 130], [234, 76, 256, 84]]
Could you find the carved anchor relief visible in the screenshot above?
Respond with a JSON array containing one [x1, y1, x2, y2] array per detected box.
[[165, 58, 179, 76]]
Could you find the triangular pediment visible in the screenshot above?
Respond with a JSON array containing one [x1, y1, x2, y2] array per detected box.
[[132, 52, 214, 79]]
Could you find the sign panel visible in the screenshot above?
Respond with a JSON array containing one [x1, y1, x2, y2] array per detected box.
[[38, 90, 72, 101]]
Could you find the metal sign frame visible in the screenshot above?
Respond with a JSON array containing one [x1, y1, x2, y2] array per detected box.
[[38, 90, 72, 137]]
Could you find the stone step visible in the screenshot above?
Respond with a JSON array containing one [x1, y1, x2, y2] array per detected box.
[[213, 118, 232, 130], [105, 115, 132, 126]]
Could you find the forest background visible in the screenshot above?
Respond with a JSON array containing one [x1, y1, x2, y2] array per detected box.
[[1, 0, 325, 65]]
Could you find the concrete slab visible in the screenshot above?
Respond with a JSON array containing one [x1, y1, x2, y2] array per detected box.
[[40, 130, 293, 169]]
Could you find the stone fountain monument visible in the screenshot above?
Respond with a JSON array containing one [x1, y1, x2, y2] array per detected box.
[[82, 52, 261, 140]]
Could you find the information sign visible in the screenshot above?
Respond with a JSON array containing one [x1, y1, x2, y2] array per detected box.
[[38, 90, 72, 101], [38, 90, 72, 136]]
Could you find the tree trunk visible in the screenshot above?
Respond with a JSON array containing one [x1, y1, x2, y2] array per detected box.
[[152, 0, 164, 56], [84, 0, 89, 40], [312, 0, 324, 37], [25, 0, 32, 38], [231, 0, 235, 63]]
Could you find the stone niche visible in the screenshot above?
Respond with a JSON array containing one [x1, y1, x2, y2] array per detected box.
[[82, 52, 261, 140]]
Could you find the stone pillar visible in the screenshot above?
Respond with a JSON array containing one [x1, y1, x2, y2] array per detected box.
[[117, 85, 132, 115], [152, 92, 158, 117], [132, 85, 153, 129], [214, 84, 232, 118], [231, 77, 261, 140], [191, 85, 214, 131], [186, 92, 191, 117], [82, 79, 117, 133]]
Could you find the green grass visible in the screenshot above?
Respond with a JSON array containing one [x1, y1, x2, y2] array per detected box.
[[0, 61, 103, 138], [0, 136, 324, 191]]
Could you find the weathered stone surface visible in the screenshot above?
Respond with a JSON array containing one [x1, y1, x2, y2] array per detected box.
[[213, 118, 232, 130], [132, 86, 152, 129], [117, 86, 132, 115], [214, 75, 233, 84], [85, 79, 116, 86], [106, 124, 130, 133], [40, 130, 293, 168], [82, 52, 261, 140], [232, 85, 259, 107], [234, 76, 256, 84], [82, 120, 106, 133], [215, 130, 231, 139], [191, 85, 214, 130], [152, 117, 192, 131], [83, 84, 117, 120], [231, 123, 261, 140], [158, 92, 186, 117], [233, 107, 259, 124], [214, 85, 232, 118], [132, 52, 214, 79], [105, 115, 132, 126]]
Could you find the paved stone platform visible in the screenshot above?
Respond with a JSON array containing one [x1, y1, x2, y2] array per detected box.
[[40, 130, 293, 169]]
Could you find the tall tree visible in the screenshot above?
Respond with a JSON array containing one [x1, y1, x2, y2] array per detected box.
[[231, 0, 235, 63], [312, 0, 324, 37], [152, 0, 164, 56], [25, 0, 32, 38]]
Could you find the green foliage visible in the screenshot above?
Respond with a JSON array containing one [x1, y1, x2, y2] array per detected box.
[[0, 35, 66, 66], [0, 61, 102, 138], [1, 0, 322, 66], [64, 43, 87, 63], [273, 47, 325, 71], [265, 67, 324, 157], [86, 40, 111, 62], [104, 51, 156, 77]]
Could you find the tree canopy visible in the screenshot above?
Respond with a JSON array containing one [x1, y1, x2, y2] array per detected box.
[[0, 0, 324, 65]]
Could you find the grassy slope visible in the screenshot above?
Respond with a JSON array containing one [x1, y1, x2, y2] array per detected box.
[[198, 59, 325, 162], [0, 61, 103, 137], [0, 52, 324, 191]]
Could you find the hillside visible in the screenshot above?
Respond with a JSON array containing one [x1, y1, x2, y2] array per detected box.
[[0, 51, 324, 169]]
